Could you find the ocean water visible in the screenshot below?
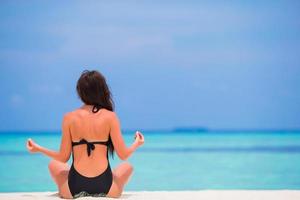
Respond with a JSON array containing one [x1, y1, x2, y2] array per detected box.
[[0, 131, 300, 192]]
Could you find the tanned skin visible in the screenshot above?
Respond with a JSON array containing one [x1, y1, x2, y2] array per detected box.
[[27, 104, 145, 198]]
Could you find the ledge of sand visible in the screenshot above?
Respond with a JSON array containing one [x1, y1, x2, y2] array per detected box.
[[0, 190, 300, 200]]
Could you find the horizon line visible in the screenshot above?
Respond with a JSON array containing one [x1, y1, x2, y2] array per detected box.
[[1, 128, 300, 134]]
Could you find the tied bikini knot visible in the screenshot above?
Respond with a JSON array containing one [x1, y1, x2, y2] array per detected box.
[[79, 139, 95, 156]]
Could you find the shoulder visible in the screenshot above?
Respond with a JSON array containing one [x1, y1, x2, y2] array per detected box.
[[62, 111, 75, 125], [101, 109, 119, 122], [102, 109, 117, 118]]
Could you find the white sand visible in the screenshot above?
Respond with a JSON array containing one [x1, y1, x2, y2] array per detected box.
[[0, 191, 300, 200]]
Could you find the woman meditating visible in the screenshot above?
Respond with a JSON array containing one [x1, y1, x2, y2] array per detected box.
[[26, 70, 145, 198]]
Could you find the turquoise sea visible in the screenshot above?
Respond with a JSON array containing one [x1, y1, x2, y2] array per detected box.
[[0, 131, 300, 192]]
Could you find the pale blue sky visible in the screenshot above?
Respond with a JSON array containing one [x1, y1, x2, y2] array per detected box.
[[0, 1, 300, 131]]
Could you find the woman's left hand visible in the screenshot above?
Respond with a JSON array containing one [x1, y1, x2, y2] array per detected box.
[[26, 138, 41, 153]]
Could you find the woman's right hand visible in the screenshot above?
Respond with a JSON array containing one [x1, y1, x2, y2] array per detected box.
[[134, 131, 145, 147]]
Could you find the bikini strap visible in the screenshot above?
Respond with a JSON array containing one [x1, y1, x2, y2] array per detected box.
[[72, 138, 109, 156]]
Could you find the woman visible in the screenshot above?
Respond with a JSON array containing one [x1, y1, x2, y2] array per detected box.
[[26, 70, 145, 199]]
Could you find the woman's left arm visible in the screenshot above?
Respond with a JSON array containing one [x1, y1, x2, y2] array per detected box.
[[26, 114, 72, 163]]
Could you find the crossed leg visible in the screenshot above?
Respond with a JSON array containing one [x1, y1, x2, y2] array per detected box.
[[107, 162, 134, 198], [48, 160, 133, 199], [48, 160, 72, 199]]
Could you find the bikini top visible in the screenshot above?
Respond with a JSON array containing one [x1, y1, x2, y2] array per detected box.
[[72, 138, 109, 157]]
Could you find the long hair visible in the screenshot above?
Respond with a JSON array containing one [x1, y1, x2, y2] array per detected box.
[[76, 70, 115, 158]]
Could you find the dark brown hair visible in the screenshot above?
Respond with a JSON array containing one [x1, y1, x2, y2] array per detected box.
[[76, 70, 115, 157]]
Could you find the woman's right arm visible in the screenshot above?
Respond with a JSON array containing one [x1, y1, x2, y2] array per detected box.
[[109, 112, 144, 160]]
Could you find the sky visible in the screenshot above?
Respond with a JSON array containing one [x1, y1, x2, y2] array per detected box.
[[0, 1, 300, 131]]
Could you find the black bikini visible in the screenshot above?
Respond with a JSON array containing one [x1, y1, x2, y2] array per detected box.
[[68, 138, 113, 198]]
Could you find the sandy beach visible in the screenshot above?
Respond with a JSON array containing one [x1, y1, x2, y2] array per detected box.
[[0, 190, 300, 200]]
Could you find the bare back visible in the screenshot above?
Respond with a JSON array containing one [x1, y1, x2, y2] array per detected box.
[[68, 107, 111, 178], [26, 69, 145, 198]]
